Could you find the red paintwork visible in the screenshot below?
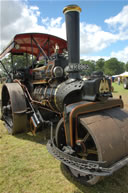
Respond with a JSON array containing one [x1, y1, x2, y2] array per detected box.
[[0, 33, 67, 60]]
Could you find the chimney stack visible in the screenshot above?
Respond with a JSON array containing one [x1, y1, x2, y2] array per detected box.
[[63, 5, 81, 79]]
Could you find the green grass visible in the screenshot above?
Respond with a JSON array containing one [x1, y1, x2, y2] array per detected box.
[[112, 82, 128, 108], [112, 82, 128, 95], [1, 127, 128, 193], [0, 83, 128, 193]]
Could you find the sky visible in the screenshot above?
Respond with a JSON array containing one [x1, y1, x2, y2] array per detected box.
[[1, 0, 128, 63]]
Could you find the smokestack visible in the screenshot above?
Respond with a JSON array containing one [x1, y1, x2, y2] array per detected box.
[[63, 5, 81, 79]]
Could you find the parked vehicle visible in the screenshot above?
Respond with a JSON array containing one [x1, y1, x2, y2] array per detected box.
[[123, 77, 128, 89]]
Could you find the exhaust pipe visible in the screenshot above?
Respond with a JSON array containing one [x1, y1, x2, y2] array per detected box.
[[63, 5, 81, 79]]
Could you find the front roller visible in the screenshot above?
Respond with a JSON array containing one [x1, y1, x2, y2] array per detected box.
[[47, 106, 128, 185], [1, 83, 28, 134], [55, 117, 103, 185]]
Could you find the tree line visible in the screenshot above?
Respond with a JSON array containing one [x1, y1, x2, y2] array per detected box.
[[0, 54, 128, 77], [81, 58, 128, 76]]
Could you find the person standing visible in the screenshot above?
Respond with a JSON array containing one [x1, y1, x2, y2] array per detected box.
[[118, 76, 120, 85]]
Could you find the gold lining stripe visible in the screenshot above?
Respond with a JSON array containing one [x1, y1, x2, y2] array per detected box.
[[32, 80, 47, 84], [54, 84, 62, 111], [63, 5, 81, 14]]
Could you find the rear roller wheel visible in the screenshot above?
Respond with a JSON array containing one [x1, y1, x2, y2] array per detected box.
[[1, 83, 28, 134], [55, 118, 102, 185]]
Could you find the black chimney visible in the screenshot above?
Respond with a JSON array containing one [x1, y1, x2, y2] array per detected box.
[[63, 5, 81, 79]]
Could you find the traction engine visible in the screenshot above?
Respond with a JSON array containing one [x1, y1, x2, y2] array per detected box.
[[1, 5, 128, 186]]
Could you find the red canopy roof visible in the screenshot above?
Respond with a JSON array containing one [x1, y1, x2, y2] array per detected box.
[[0, 33, 67, 60]]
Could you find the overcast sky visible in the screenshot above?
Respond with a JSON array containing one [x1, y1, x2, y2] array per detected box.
[[1, 0, 128, 62]]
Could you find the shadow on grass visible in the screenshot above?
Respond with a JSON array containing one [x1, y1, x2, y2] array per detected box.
[[60, 163, 128, 193], [14, 127, 52, 145]]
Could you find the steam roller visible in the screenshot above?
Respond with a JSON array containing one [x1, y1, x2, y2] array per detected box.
[[47, 5, 128, 185], [1, 4, 128, 186]]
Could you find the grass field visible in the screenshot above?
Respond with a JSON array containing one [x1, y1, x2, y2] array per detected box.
[[0, 83, 128, 193], [112, 82, 128, 102]]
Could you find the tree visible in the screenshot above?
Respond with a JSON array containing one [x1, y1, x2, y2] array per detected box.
[[125, 62, 128, 71], [104, 58, 125, 76], [80, 59, 96, 76], [12, 53, 32, 69], [0, 54, 12, 72], [0, 53, 32, 72], [95, 58, 105, 72]]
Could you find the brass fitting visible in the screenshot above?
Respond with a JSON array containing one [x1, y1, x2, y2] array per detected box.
[[63, 5, 81, 14]]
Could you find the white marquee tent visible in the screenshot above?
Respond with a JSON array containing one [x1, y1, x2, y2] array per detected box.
[[112, 72, 128, 78], [119, 72, 128, 77]]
